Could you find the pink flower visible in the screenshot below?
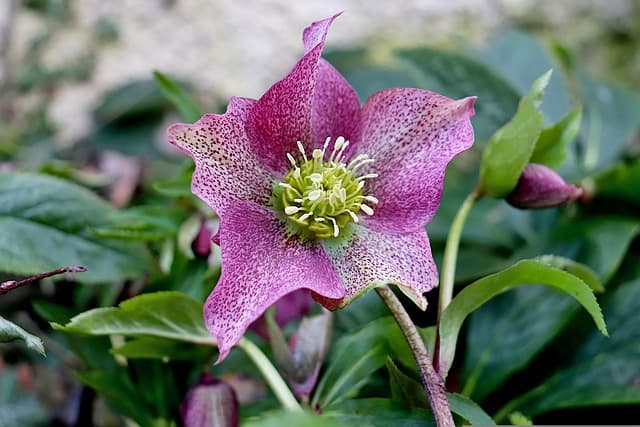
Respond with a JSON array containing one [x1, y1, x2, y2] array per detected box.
[[168, 14, 475, 361], [507, 163, 583, 209]]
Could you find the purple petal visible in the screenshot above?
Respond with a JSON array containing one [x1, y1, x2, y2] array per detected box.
[[354, 89, 475, 234], [316, 225, 438, 310], [168, 97, 274, 216], [507, 163, 583, 209], [311, 59, 361, 147], [181, 374, 238, 427], [206, 202, 344, 362], [245, 15, 340, 175]]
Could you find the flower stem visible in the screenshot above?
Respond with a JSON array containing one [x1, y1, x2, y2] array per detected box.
[[434, 188, 479, 375], [237, 337, 302, 412], [376, 286, 454, 427], [437, 189, 479, 320]]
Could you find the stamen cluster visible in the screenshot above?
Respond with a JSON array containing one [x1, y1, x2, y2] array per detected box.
[[273, 136, 378, 240]]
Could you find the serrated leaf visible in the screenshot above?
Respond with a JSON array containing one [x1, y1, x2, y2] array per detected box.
[[530, 107, 582, 168], [53, 291, 215, 346], [0, 316, 45, 355], [438, 258, 607, 378], [153, 71, 203, 122], [478, 71, 551, 198], [496, 278, 640, 420], [0, 172, 153, 283]]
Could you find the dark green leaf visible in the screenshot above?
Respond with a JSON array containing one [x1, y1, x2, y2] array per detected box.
[[447, 393, 496, 426], [386, 357, 429, 409], [0, 315, 45, 355], [91, 205, 186, 242], [478, 71, 550, 198], [325, 398, 436, 427], [439, 258, 607, 378], [112, 336, 213, 361], [0, 171, 153, 283], [244, 411, 348, 427], [595, 159, 640, 205], [153, 71, 203, 122], [496, 278, 640, 420], [531, 107, 582, 168], [53, 291, 215, 346]]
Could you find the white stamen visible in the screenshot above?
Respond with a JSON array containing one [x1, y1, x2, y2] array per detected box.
[[287, 153, 297, 166], [293, 167, 301, 179], [293, 198, 303, 203], [285, 206, 300, 215], [364, 195, 379, 204], [348, 210, 359, 223], [315, 217, 325, 222], [335, 139, 350, 162], [334, 136, 345, 151], [349, 158, 375, 171], [339, 188, 347, 202], [312, 149, 324, 160], [323, 137, 331, 153], [360, 204, 374, 216], [297, 141, 308, 162], [330, 217, 339, 237], [278, 182, 295, 190], [357, 181, 365, 191], [357, 173, 379, 180], [307, 189, 323, 201], [299, 213, 312, 222], [309, 173, 323, 183]]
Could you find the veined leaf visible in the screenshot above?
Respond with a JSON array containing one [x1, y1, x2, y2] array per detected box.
[[0, 171, 153, 283], [53, 291, 215, 346], [438, 258, 606, 378]]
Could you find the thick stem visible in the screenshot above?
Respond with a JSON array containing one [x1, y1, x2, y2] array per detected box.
[[236, 337, 302, 412], [376, 286, 454, 427]]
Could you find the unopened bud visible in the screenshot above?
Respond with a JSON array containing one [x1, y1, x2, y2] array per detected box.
[[507, 163, 582, 209], [181, 373, 238, 427]]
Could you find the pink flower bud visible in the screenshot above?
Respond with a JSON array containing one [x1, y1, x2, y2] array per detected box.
[[507, 163, 583, 209], [181, 374, 238, 427]]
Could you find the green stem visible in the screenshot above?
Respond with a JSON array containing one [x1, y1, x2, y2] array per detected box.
[[376, 286, 454, 427], [435, 188, 479, 376], [237, 337, 302, 412], [437, 189, 479, 321]]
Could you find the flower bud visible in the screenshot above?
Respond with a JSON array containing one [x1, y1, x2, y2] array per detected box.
[[181, 374, 238, 427], [507, 163, 582, 209]]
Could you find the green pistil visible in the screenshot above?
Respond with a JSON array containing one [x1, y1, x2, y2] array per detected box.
[[272, 137, 378, 241]]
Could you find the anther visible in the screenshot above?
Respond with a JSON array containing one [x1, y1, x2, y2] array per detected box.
[[287, 153, 297, 166], [285, 206, 301, 215], [307, 189, 323, 201], [297, 141, 308, 162], [360, 204, 374, 216], [364, 195, 379, 204]]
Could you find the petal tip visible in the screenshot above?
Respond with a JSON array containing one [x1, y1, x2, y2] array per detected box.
[[302, 12, 342, 52]]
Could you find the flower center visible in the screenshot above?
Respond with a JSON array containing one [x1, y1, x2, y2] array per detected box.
[[272, 136, 378, 240]]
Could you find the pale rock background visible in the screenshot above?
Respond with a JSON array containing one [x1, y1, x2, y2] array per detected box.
[[0, 0, 635, 146]]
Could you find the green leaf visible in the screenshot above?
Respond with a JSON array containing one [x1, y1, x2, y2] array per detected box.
[[447, 393, 496, 426], [325, 398, 436, 427], [244, 411, 348, 427], [0, 171, 153, 283], [595, 159, 640, 205], [530, 107, 582, 168], [91, 205, 186, 242], [535, 255, 603, 292], [438, 258, 607, 378], [496, 278, 640, 420], [0, 316, 45, 355], [478, 71, 551, 198], [153, 71, 203, 122], [53, 291, 215, 346], [462, 285, 581, 400], [76, 370, 157, 427], [312, 316, 420, 409], [112, 336, 213, 361]]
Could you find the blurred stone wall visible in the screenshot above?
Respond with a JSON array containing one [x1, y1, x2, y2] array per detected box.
[[0, 0, 635, 146]]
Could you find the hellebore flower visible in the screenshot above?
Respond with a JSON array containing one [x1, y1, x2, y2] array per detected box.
[[168, 14, 476, 361], [507, 163, 583, 209]]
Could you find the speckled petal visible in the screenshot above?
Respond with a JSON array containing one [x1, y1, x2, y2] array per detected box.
[[316, 225, 438, 311], [168, 97, 274, 216], [206, 202, 344, 362], [311, 59, 361, 147], [355, 89, 476, 234], [245, 14, 340, 175]]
